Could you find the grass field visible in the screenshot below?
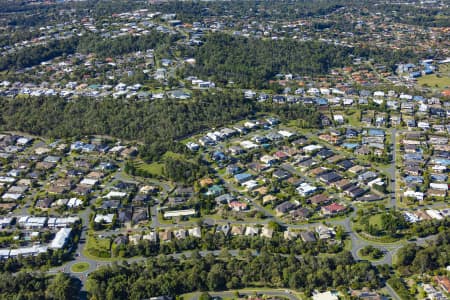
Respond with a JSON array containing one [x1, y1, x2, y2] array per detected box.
[[84, 234, 112, 259], [368, 213, 383, 227], [418, 74, 450, 90], [353, 213, 383, 231], [71, 262, 90, 273], [133, 151, 188, 177], [134, 160, 164, 176], [344, 109, 361, 127]]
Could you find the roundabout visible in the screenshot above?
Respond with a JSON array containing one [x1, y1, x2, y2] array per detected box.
[[70, 262, 90, 273]]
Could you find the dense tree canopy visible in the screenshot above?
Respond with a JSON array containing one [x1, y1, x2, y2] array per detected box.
[[182, 34, 354, 88], [182, 33, 420, 89], [0, 272, 80, 300], [395, 230, 450, 275], [0, 92, 321, 162], [86, 251, 382, 299]]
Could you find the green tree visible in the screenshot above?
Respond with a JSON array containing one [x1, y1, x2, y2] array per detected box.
[[46, 273, 80, 300]]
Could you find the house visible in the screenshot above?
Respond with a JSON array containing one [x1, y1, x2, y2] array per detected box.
[[303, 144, 323, 154], [344, 185, 366, 198], [333, 179, 352, 191], [298, 158, 316, 170], [296, 182, 317, 197], [290, 207, 311, 220], [351, 289, 382, 300], [260, 227, 273, 238], [142, 231, 158, 243], [316, 149, 334, 159], [129, 234, 142, 245], [49, 228, 72, 249], [0, 217, 13, 229], [216, 223, 231, 236], [226, 164, 241, 175], [104, 191, 127, 199], [228, 201, 248, 211], [319, 134, 340, 145], [205, 185, 224, 196], [321, 203, 347, 216], [159, 230, 172, 242], [283, 230, 298, 240], [430, 183, 448, 191], [266, 132, 283, 141], [242, 180, 259, 191], [426, 210, 444, 220], [427, 189, 447, 198], [2, 193, 22, 202], [186, 142, 199, 151], [355, 146, 370, 156], [358, 171, 378, 182], [174, 229, 187, 240], [262, 194, 277, 205], [300, 231, 316, 242], [228, 146, 244, 155], [215, 193, 234, 205], [274, 151, 290, 160], [231, 225, 244, 236], [317, 172, 342, 184], [334, 114, 344, 124], [253, 186, 269, 196], [245, 226, 259, 236], [35, 198, 53, 210], [260, 155, 278, 166], [309, 193, 331, 206], [118, 208, 132, 224], [188, 227, 202, 238], [275, 201, 296, 215], [94, 214, 114, 224], [435, 276, 450, 293], [346, 128, 359, 138], [403, 189, 424, 201], [132, 194, 150, 206], [273, 169, 291, 180], [114, 236, 128, 246], [132, 207, 148, 224], [316, 225, 336, 240], [234, 173, 253, 184], [163, 209, 196, 218]]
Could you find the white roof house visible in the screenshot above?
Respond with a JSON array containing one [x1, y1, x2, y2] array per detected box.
[[278, 130, 295, 138], [404, 190, 424, 201], [142, 231, 158, 242], [303, 144, 323, 153], [163, 209, 196, 218], [313, 291, 339, 300], [1, 193, 22, 201], [426, 209, 443, 220], [296, 183, 317, 197], [240, 140, 259, 150], [50, 228, 72, 249], [94, 213, 115, 223], [373, 91, 385, 97], [80, 178, 98, 186], [188, 227, 202, 238], [430, 183, 448, 191], [9, 245, 47, 257], [104, 191, 127, 199], [67, 198, 83, 208]]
